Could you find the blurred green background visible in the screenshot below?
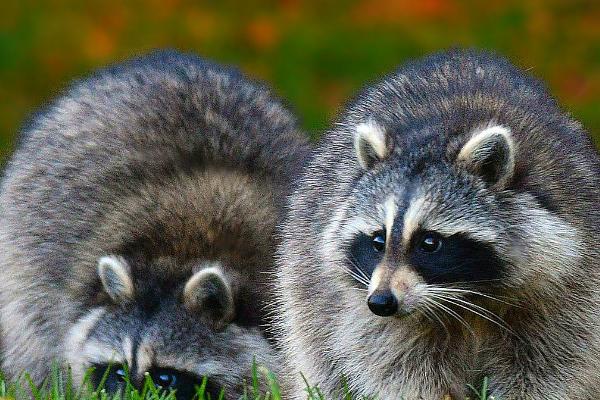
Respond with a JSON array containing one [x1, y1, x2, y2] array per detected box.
[[1, 0, 599, 161]]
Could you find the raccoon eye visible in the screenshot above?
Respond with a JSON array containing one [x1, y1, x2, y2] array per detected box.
[[155, 371, 177, 388], [92, 364, 127, 392], [419, 232, 443, 253], [148, 367, 221, 400], [150, 368, 184, 390], [371, 230, 386, 252]]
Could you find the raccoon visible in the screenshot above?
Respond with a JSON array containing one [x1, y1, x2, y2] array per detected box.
[[275, 49, 600, 399], [0, 50, 309, 398]]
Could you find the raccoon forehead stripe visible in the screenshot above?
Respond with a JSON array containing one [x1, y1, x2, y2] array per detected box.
[[384, 197, 396, 247], [402, 195, 429, 247], [122, 336, 134, 369], [136, 341, 154, 374]]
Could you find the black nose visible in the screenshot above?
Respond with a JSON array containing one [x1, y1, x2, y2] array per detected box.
[[367, 291, 398, 316]]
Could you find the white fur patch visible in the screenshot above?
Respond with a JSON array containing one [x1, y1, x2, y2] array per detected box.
[[322, 210, 384, 264], [122, 336, 134, 368], [80, 340, 123, 367], [63, 307, 109, 382], [355, 120, 389, 169], [368, 267, 386, 295], [184, 264, 229, 305], [402, 195, 429, 247], [516, 199, 582, 283], [458, 124, 515, 187], [321, 202, 353, 261], [458, 125, 512, 161], [184, 264, 235, 326], [403, 193, 499, 245], [97, 255, 134, 302], [135, 341, 154, 374], [384, 197, 396, 250]]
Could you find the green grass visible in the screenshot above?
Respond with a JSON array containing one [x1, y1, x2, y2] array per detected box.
[[0, 363, 283, 400], [0, 363, 493, 400]]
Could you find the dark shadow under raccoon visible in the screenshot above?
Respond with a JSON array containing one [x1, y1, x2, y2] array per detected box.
[[275, 49, 600, 399], [0, 50, 309, 397]]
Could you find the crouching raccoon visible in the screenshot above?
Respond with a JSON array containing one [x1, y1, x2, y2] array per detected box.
[[0, 50, 309, 398]]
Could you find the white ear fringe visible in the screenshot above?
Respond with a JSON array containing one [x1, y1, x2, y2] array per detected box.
[[183, 265, 235, 329], [355, 120, 389, 169], [97, 255, 134, 303], [458, 124, 515, 187], [458, 125, 512, 161]]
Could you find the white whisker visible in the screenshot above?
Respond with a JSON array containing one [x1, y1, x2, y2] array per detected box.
[[420, 299, 450, 337], [347, 256, 371, 282], [429, 293, 515, 335], [336, 262, 370, 287], [426, 296, 476, 337], [339, 256, 371, 287], [428, 286, 520, 308]]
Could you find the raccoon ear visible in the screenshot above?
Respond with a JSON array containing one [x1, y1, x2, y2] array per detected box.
[[97, 255, 134, 304], [457, 125, 515, 188], [354, 120, 391, 169], [183, 267, 235, 330]]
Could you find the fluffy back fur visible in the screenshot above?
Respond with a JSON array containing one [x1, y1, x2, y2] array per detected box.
[[0, 50, 309, 397], [275, 49, 600, 399]]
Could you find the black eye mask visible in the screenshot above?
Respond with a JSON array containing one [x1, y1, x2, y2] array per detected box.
[[409, 232, 505, 285], [92, 364, 224, 399], [92, 363, 128, 394], [148, 367, 222, 400], [346, 231, 385, 281]]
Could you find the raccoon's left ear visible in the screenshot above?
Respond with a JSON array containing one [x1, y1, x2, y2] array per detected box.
[[354, 120, 392, 169], [457, 125, 515, 188], [97, 255, 134, 304], [183, 267, 235, 330]]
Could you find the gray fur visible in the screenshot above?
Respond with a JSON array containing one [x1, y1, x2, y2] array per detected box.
[[0, 50, 309, 396], [275, 49, 600, 399]]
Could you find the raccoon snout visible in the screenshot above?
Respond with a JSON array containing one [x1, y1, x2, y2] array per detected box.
[[367, 290, 398, 316]]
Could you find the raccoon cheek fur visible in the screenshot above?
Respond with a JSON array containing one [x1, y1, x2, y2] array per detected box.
[[0, 49, 310, 396], [274, 49, 600, 400]]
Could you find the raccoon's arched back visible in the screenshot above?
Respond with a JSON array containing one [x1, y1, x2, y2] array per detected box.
[[9, 50, 307, 190], [0, 50, 309, 286]]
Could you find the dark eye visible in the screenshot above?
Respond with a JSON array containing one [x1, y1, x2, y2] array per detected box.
[[419, 232, 443, 253], [92, 364, 127, 393], [151, 368, 181, 390], [149, 368, 222, 400], [155, 371, 177, 388], [371, 230, 386, 252]]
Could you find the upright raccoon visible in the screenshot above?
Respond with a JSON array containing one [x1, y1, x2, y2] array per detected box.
[[275, 50, 600, 399], [0, 50, 309, 397]]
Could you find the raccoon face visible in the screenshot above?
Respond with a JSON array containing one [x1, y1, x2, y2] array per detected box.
[[324, 120, 581, 323], [64, 256, 275, 398]]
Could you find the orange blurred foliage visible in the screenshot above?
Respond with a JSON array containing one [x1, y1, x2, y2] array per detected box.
[[0, 0, 598, 159]]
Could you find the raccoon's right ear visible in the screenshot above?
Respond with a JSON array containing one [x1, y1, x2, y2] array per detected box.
[[97, 255, 134, 304], [183, 267, 235, 331], [457, 125, 515, 188], [354, 120, 391, 169]]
